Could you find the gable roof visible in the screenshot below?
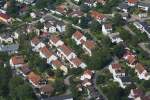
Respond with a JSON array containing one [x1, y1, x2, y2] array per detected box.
[[59, 44, 73, 56], [20, 64, 31, 75], [71, 57, 82, 67], [91, 11, 105, 20], [132, 88, 144, 98], [0, 13, 10, 19], [128, 0, 138, 3], [40, 46, 53, 58], [31, 36, 40, 45], [83, 40, 95, 50], [135, 63, 145, 74], [73, 31, 84, 40], [111, 63, 122, 70], [11, 55, 25, 65], [27, 72, 41, 85], [50, 35, 61, 44], [40, 84, 54, 96], [51, 60, 63, 68]]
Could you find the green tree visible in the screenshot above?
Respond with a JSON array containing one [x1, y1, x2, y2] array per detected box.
[[112, 13, 125, 26]]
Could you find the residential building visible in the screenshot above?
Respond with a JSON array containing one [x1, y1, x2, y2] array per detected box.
[[128, 88, 144, 99], [0, 33, 13, 44], [27, 72, 41, 87], [102, 24, 112, 35], [128, 0, 138, 6], [70, 57, 87, 69], [49, 35, 64, 48], [138, 2, 150, 12], [40, 84, 54, 96], [82, 40, 95, 56], [91, 11, 106, 23], [108, 32, 123, 44], [72, 31, 86, 45], [39, 46, 57, 64], [0, 13, 11, 23], [9, 55, 25, 69]]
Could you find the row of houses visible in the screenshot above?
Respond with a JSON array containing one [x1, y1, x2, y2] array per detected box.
[[31, 36, 68, 75], [72, 31, 95, 56], [49, 35, 87, 69], [123, 48, 150, 80], [9, 55, 54, 96]]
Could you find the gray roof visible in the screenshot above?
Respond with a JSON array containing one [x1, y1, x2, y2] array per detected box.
[[0, 33, 12, 39], [138, 2, 150, 7], [0, 44, 19, 52], [117, 2, 129, 10]]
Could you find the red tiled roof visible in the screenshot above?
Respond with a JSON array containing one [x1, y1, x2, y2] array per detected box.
[[84, 40, 95, 50], [132, 88, 143, 98], [40, 46, 53, 58], [111, 63, 122, 70], [50, 35, 60, 44], [135, 63, 145, 74], [0, 13, 10, 19], [91, 11, 105, 20], [31, 36, 40, 45], [59, 44, 73, 56], [73, 31, 83, 40], [84, 69, 93, 76], [51, 60, 62, 68], [71, 57, 82, 67], [27, 72, 41, 85], [56, 5, 66, 14], [104, 24, 112, 29], [128, 0, 138, 3], [11, 55, 24, 65], [127, 55, 137, 64]]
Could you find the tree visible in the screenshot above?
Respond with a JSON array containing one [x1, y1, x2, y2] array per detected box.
[[6, 0, 19, 17], [112, 13, 125, 26], [15, 84, 36, 100], [113, 44, 125, 58], [0, 65, 12, 97], [80, 4, 90, 13], [90, 20, 101, 32], [79, 16, 91, 29]]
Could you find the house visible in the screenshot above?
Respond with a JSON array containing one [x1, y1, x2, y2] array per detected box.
[[96, 0, 107, 5], [51, 60, 68, 75], [108, 32, 123, 44], [128, 88, 144, 99], [123, 50, 137, 68], [109, 63, 130, 88], [55, 4, 67, 15], [84, 0, 97, 7], [39, 84, 54, 96], [0, 13, 11, 23], [9, 55, 25, 69], [82, 40, 95, 56], [70, 57, 87, 69], [135, 63, 150, 80], [72, 31, 86, 45], [0, 43, 19, 54], [27, 72, 41, 87], [128, 0, 138, 6], [109, 63, 125, 78], [91, 11, 106, 23], [138, 2, 150, 12], [102, 24, 112, 35], [49, 35, 64, 47], [44, 21, 57, 33], [69, 10, 83, 18], [117, 2, 129, 13], [31, 36, 45, 52], [57, 44, 76, 61], [82, 70, 93, 80], [80, 70, 93, 87], [39, 46, 57, 64], [0, 33, 13, 44], [19, 64, 31, 77]]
